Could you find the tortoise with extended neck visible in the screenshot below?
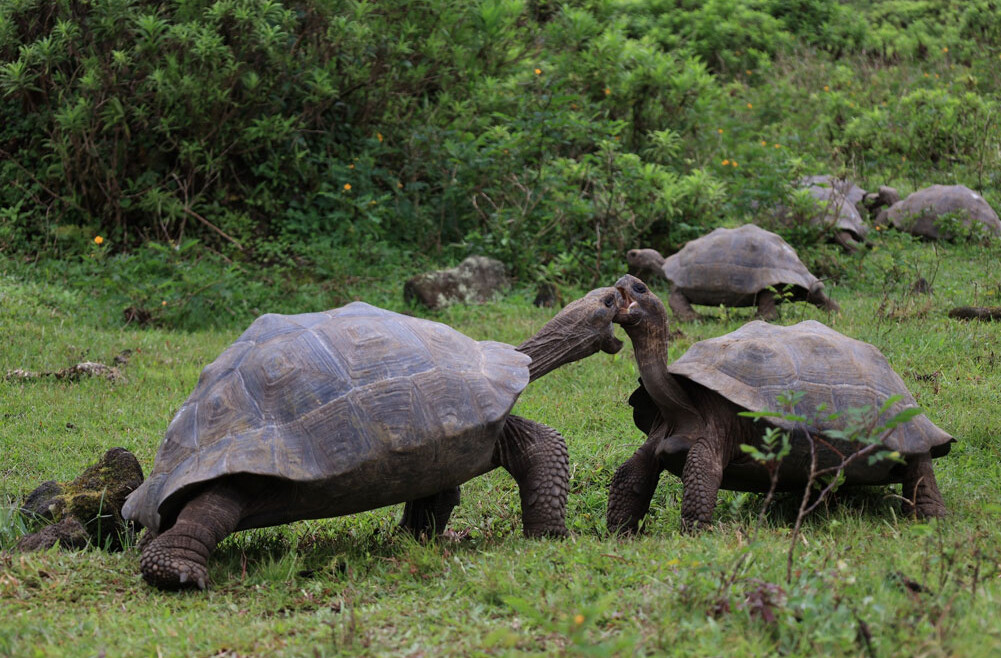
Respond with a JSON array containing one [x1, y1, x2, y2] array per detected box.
[[124, 291, 623, 590], [607, 274, 953, 533], [626, 224, 839, 321]]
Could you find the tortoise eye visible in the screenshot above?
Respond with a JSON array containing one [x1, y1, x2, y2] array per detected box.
[[603, 293, 615, 307], [632, 282, 647, 294]]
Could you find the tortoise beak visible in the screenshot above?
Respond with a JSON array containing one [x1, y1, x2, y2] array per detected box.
[[613, 285, 639, 325]]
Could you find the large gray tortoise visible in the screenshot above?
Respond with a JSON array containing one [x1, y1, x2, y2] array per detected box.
[[626, 224, 839, 322], [124, 291, 623, 590], [882, 184, 1001, 241], [606, 275, 953, 533]]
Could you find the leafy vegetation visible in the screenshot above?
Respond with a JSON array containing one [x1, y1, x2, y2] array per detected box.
[[3, 0, 1001, 318]]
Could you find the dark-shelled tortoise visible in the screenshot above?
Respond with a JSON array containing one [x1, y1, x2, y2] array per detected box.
[[625, 224, 839, 321], [606, 275, 954, 533], [124, 292, 623, 590]]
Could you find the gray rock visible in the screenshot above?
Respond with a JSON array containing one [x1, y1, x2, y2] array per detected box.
[[16, 518, 90, 552], [404, 256, 510, 310]]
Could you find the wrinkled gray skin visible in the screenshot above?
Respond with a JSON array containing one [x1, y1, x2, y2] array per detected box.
[[626, 225, 839, 322], [127, 290, 623, 591], [607, 274, 952, 534]]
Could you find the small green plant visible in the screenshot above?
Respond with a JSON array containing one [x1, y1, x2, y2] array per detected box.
[[741, 392, 919, 582]]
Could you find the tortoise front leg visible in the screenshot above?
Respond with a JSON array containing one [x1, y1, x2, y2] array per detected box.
[[139, 481, 249, 590], [680, 437, 725, 532], [755, 289, 779, 321], [398, 487, 461, 538], [900, 453, 946, 518], [668, 290, 702, 322], [494, 415, 569, 538], [606, 434, 663, 535]]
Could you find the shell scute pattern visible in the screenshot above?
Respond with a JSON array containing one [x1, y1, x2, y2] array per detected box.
[[669, 320, 952, 456], [664, 226, 818, 300], [125, 302, 531, 533]]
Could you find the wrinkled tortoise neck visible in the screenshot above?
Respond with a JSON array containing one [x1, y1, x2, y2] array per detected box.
[[626, 303, 701, 422], [517, 308, 602, 383]]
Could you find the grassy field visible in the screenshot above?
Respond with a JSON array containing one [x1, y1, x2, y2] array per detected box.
[[1, 232, 1000, 656]]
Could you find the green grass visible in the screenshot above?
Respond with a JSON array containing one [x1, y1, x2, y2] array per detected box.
[[2, 232, 1001, 656]]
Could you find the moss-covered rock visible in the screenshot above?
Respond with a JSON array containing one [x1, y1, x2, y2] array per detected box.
[[18, 448, 144, 551]]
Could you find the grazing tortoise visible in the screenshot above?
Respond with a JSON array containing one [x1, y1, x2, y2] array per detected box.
[[799, 176, 870, 252], [124, 291, 623, 590], [882, 184, 1001, 240], [625, 225, 839, 322], [606, 274, 954, 533]]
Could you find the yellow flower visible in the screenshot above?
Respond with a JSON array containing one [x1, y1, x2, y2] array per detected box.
[[348, 164, 354, 169], [93, 236, 104, 245], [161, 300, 167, 306], [721, 159, 730, 166], [665, 558, 680, 566], [942, 47, 949, 53], [731, 160, 738, 167], [760, 140, 767, 146], [534, 67, 542, 75], [573, 614, 585, 625], [774, 143, 781, 148], [343, 183, 352, 191], [397, 181, 403, 189], [604, 87, 611, 96], [823, 85, 829, 92], [746, 102, 752, 109], [376, 132, 383, 142], [745, 69, 752, 76], [717, 128, 724, 134]]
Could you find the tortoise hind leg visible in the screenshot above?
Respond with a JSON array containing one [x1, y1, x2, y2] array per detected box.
[[900, 453, 946, 518], [493, 415, 569, 538], [668, 290, 702, 322], [140, 481, 249, 590], [398, 487, 461, 539]]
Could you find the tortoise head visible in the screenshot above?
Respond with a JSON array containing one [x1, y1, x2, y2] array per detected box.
[[517, 287, 624, 382], [613, 274, 669, 335], [626, 248, 666, 279], [807, 280, 841, 313]]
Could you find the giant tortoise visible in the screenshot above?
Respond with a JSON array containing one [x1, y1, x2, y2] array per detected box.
[[626, 224, 839, 321], [882, 184, 1001, 240], [606, 275, 953, 533], [124, 291, 622, 590]]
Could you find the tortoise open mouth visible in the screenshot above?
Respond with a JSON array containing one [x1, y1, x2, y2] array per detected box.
[[613, 286, 640, 325]]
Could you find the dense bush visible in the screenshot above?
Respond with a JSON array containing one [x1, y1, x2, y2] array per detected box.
[[2, 0, 1001, 327]]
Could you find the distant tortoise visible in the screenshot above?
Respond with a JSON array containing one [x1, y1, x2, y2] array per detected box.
[[799, 176, 870, 252], [606, 275, 953, 533], [124, 292, 623, 590], [625, 224, 839, 322], [883, 184, 1001, 240]]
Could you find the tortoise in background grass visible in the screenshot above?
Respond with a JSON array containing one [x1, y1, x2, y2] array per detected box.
[[124, 292, 623, 590], [799, 175, 870, 252], [626, 224, 839, 322], [606, 275, 953, 533]]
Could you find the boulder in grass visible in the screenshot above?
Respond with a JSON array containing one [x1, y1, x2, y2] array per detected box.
[[16, 518, 90, 552], [403, 256, 510, 310], [880, 184, 1001, 241], [18, 447, 144, 551]]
